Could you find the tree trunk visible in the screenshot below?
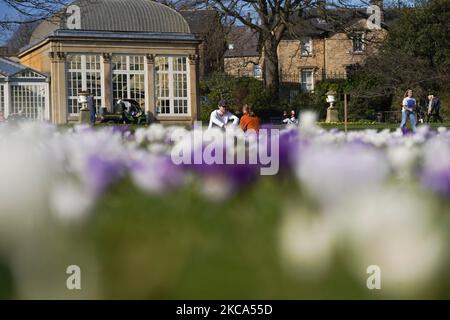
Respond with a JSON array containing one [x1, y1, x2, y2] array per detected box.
[[262, 35, 280, 101]]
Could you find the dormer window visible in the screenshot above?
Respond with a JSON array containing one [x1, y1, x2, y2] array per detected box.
[[300, 37, 313, 56], [228, 43, 234, 50]]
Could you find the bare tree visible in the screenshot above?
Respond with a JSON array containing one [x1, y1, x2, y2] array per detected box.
[[158, 0, 207, 9], [0, 1, 74, 28], [205, 0, 391, 99], [5, 21, 38, 53], [158, 0, 228, 75], [206, 1, 306, 97]]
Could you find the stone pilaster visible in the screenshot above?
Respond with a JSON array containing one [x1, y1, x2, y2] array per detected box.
[[188, 54, 199, 123], [145, 54, 155, 115], [49, 51, 67, 124], [102, 53, 112, 112]]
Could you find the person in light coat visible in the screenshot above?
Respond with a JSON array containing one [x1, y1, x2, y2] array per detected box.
[[208, 99, 239, 129]]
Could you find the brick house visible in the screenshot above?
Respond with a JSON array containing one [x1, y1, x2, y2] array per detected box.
[[224, 26, 261, 79], [224, 6, 395, 101]]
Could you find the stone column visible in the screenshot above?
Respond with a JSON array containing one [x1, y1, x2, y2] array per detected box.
[[49, 51, 67, 124], [145, 54, 155, 116], [102, 53, 112, 112], [188, 54, 199, 123]]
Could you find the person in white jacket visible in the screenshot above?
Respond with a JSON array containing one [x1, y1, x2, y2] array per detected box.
[[208, 99, 239, 129]]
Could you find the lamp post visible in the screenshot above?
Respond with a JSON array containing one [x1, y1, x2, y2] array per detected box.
[[325, 90, 339, 123]]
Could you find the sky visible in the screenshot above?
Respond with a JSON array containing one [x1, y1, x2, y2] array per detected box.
[[1, 1, 27, 44], [0, 0, 69, 44], [0, 0, 416, 45]]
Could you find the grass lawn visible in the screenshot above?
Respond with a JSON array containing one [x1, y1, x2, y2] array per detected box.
[[318, 122, 450, 131]]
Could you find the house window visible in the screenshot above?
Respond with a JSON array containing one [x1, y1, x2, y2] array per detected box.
[[228, 44, 234, 50], [112, 55, 145, 108], [300, 69, 314, 92], [67, 54, 102, 115], [290, 89, 299, 103], [352, 32, 364, 53], [300, 37, 313, 56], [253, 64, 262, 79], [155, 56, 189, 115], [11, 84, 46, 119]]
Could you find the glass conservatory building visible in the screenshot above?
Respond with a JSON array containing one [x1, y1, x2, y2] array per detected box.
[[0, 57, 50, 120], [17, 0, 201, 124]]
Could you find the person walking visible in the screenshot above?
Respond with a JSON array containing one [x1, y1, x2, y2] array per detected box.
[[239, 104, 261, 133], [400, 89, 417, 133], [427, 94, 443, 123], [208, 99, 239, 129]]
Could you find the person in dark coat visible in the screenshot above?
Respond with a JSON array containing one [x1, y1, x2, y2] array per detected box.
[[427, 94, 443, 123]]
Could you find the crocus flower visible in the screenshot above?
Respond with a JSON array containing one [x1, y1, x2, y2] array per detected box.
[[420, 137, 450, 196], [129, 151, 185, 194], [296, 143, 389, 208]]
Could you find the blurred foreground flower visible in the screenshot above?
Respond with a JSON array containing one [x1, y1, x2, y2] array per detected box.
[[420, 137, 450, 196], [296, 143, 389, 208], [339, 188, 445, 297], [280, 208, 336, 278]]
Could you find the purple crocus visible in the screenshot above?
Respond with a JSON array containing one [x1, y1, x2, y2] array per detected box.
[[186, 146, 260, 188], [111, 125, 130, 136], [130, 152, 185, 194], [419, 138, 450, 197], [420, 167, 450, 196], [401, 127, 414, 135], [278, 128, 300, 173], [175, 131, 261, 198], [84, 154, 127, 196]]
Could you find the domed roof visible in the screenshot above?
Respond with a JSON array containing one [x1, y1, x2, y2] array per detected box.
[[30, 0, 191, 44]]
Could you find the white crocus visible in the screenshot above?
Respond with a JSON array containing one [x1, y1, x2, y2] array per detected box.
[[334, 188, 445, 297], [386, 144, 419, 180], [297, 144, 389, 208], [279, 208, 336, 278], [50, 180, 95, 221]]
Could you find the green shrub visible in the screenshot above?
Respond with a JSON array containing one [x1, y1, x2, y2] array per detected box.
[[287, 79, 394, 122], [199, 72, 281, 122]]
